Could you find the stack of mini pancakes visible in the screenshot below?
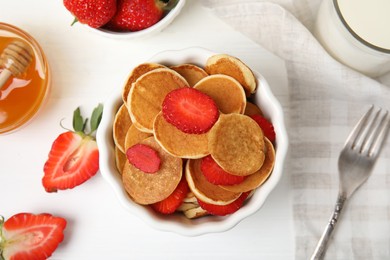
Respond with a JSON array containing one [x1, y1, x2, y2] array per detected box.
[[112, 54, 276, 219]]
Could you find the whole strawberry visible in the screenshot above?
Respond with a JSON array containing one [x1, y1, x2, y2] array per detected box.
[[63, 0, 117, 28], [42, 104, 103, 192], [105, 0, 174, 32]]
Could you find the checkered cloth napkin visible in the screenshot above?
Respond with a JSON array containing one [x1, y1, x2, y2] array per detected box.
[[200, 0, 390, 259]]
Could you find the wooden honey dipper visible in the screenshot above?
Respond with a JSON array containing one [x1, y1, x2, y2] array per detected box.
[[0, 40, 33, 89]]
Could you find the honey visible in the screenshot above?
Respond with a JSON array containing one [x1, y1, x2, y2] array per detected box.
[[0, 23, 50, 134]]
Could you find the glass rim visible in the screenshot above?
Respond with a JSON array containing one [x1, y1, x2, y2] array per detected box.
[[333, 0, 390, 54]]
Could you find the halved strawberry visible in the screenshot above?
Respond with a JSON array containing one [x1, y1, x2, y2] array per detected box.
[[126, 144, 161, 173], [250, 114, 276, 143], [42, 104, 103, 192], [197, 191, 251, 216], [151, 176, 189, 214], [200, 155, 246, 185], [162, 88, 219, 134], [0, 213, 67, 260]]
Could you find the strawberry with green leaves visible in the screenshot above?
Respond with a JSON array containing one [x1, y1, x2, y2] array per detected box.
[[105, 0, 177, 32], [42, 104, 103, 192], [63, 0, 117, 28], [0, 213, 67, 260]]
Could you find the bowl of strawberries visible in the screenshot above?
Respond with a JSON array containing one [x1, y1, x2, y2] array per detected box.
[[63, 0, 186, 39], [96, 47, 288, 236]]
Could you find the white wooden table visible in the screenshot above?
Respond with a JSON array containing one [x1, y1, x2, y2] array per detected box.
[[0, 1, 293, 259]]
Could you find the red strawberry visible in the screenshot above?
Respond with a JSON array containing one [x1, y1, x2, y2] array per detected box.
[[200, 155, 246, 185], [151, 176, 189, 214], [105, 0, 174, 32], [197, 191, 250, 216], [250, 114, 276, 143], [126, 144, 161, 173], [162, 88, 219, 134], [0, 213, 67, 260], [42, 104, 103, 192], [63, 0, 117, 28]]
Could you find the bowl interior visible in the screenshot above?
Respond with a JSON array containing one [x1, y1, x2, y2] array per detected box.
[[97, 47, 288, 236]]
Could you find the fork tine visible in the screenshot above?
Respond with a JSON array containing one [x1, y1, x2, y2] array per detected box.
[[368, 110, 390, 157], [344, 105, 374, 150], [360, 107, 382, 153]]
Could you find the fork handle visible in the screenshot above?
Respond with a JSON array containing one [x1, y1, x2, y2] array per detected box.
[[310, 195, 347, 260]]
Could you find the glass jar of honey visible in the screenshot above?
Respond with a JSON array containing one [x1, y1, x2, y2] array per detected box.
[[0, 23, 50, 134]]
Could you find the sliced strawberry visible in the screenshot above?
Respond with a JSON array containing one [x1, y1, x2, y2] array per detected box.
[[197, 191, 251, 216], [200, 155, 246, 185], [43, 132, 99, 192], [250, 114, 276, 143], [162, 88, 219, 134], [0, 213, 67, 260], [126, 144, 161, 173], [151, 177, 189, 214], [42, 104, 103, 192]]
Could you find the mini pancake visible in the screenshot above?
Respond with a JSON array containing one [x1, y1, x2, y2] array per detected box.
[[115, 147, 127, 174], [208, 113, 266, 176], [185, 159, 241, 205], [244, 101, 263, 117], [127, 68, 189, 133], [122, 63, 166, 104], [153, 112, 209, 159], [124, 124, 152, 151], [193, 74, 246, 114], [113, 104, 132, 153], [122, 137, 183, 205], [205, 54, 257, 96], [220, 138, 275, 193], [170, 64, 208, 86]]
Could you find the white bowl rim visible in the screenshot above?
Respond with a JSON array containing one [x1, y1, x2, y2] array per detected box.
[[84, 0, 186, 39], [96, 47, 289, 236]]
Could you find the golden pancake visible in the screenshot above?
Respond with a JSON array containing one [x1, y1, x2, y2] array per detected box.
[[208, 113, 265, 176], [193, 75, 246, 114], [244, 101, 263, 117], [122, 63, 166, 104], [127, 68, 189, 133], [185, 159, 241, 205], [205, 54, 257, 96], [124, 124, 152, 151], [122, 137, 183, 205], [113, 104, 132, 153], [153, 112, 209, 159], [170, 64, 208, 86], [115, 146, 127, 175], [220, 138, 275, 193]]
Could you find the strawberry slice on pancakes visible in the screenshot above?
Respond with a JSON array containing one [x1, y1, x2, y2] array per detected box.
[[0, 213, 67, 260], [197, 191, 251, 216], [200, 155, 246, 185], [151, 177, 189, 214], [162, 88, 219, 134], [42, 104, 103, 192], [250, 114, 276, 143]]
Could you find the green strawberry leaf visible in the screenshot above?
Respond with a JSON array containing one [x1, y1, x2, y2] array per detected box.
[[90, 103, 103, 134], [73, 107, 87, 133]]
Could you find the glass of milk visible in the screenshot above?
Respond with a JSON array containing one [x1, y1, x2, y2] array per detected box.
[[314, 0, 390, 77]]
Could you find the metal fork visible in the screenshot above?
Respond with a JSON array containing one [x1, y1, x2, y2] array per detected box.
[[311, 105, 390, 260]]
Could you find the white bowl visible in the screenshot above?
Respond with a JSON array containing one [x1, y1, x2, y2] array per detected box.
[[85, 0, 186, 39], [96, 47, 288, 236]]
